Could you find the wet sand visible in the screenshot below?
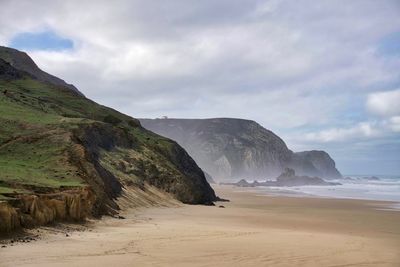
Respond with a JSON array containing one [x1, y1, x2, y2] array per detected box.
[[1, 185, 399, 267]]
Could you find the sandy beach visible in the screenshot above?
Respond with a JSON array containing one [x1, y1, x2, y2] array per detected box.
[[1, 185, 399, 267]]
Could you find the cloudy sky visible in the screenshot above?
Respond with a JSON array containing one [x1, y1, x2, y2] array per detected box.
[[1, 0, 400, 175]]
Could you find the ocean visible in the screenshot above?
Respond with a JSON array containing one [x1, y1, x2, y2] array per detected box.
[[252, 175, 400, 204]]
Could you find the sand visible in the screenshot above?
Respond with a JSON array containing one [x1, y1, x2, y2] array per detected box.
[[1, 185, 399, 267]]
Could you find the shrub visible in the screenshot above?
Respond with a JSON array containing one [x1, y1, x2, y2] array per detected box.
[[103, 114, 122, 125]]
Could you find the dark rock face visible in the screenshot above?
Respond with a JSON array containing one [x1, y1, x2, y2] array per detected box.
[[140, 118, 342, 181], [159, 139, 217, 205], [0, 59, 25, 80], [0, 46, 84, 96]]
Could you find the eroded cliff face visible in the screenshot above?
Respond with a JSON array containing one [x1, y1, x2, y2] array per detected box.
[[140, 118, 342, 181], [0, 188, 94, 233]]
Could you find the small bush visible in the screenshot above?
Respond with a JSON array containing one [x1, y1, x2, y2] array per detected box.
[[103, 114, 122, 125]]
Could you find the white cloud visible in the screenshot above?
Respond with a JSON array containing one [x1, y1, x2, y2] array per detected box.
[[389, 116, 400, 132], [302, 114, 400, 144], [367, 89, 400, 117], [304, 122, 382, 143]]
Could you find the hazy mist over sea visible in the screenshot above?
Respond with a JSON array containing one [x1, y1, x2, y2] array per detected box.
[[250, 175, 400, 203]]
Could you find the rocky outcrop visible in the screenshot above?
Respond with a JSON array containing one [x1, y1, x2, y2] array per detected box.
[[272, 168, 340, 186], [140, 118, 342, 181], [236, 179, 251, 187], [222, 168, 340, 187]]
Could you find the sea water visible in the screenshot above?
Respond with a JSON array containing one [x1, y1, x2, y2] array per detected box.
[[253, 175, 400, 204]]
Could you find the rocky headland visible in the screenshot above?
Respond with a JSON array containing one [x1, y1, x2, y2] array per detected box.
[[140, 118, 342, 181]]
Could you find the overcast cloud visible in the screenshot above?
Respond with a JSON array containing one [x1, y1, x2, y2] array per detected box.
[[1, 0, 400, 174]]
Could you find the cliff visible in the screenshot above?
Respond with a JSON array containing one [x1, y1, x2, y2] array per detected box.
[[293, 150, 342, 179], [140, 118, 342, 181], [0, 47, 216, 234]]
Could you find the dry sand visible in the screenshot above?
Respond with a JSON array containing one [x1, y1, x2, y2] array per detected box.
[[1, 185, 399, 267]]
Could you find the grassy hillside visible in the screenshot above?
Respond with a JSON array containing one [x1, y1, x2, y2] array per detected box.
[[0, 55, 216, 219]]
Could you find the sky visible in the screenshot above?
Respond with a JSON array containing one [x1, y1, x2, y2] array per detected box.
[[1, 0, 399, 175]]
